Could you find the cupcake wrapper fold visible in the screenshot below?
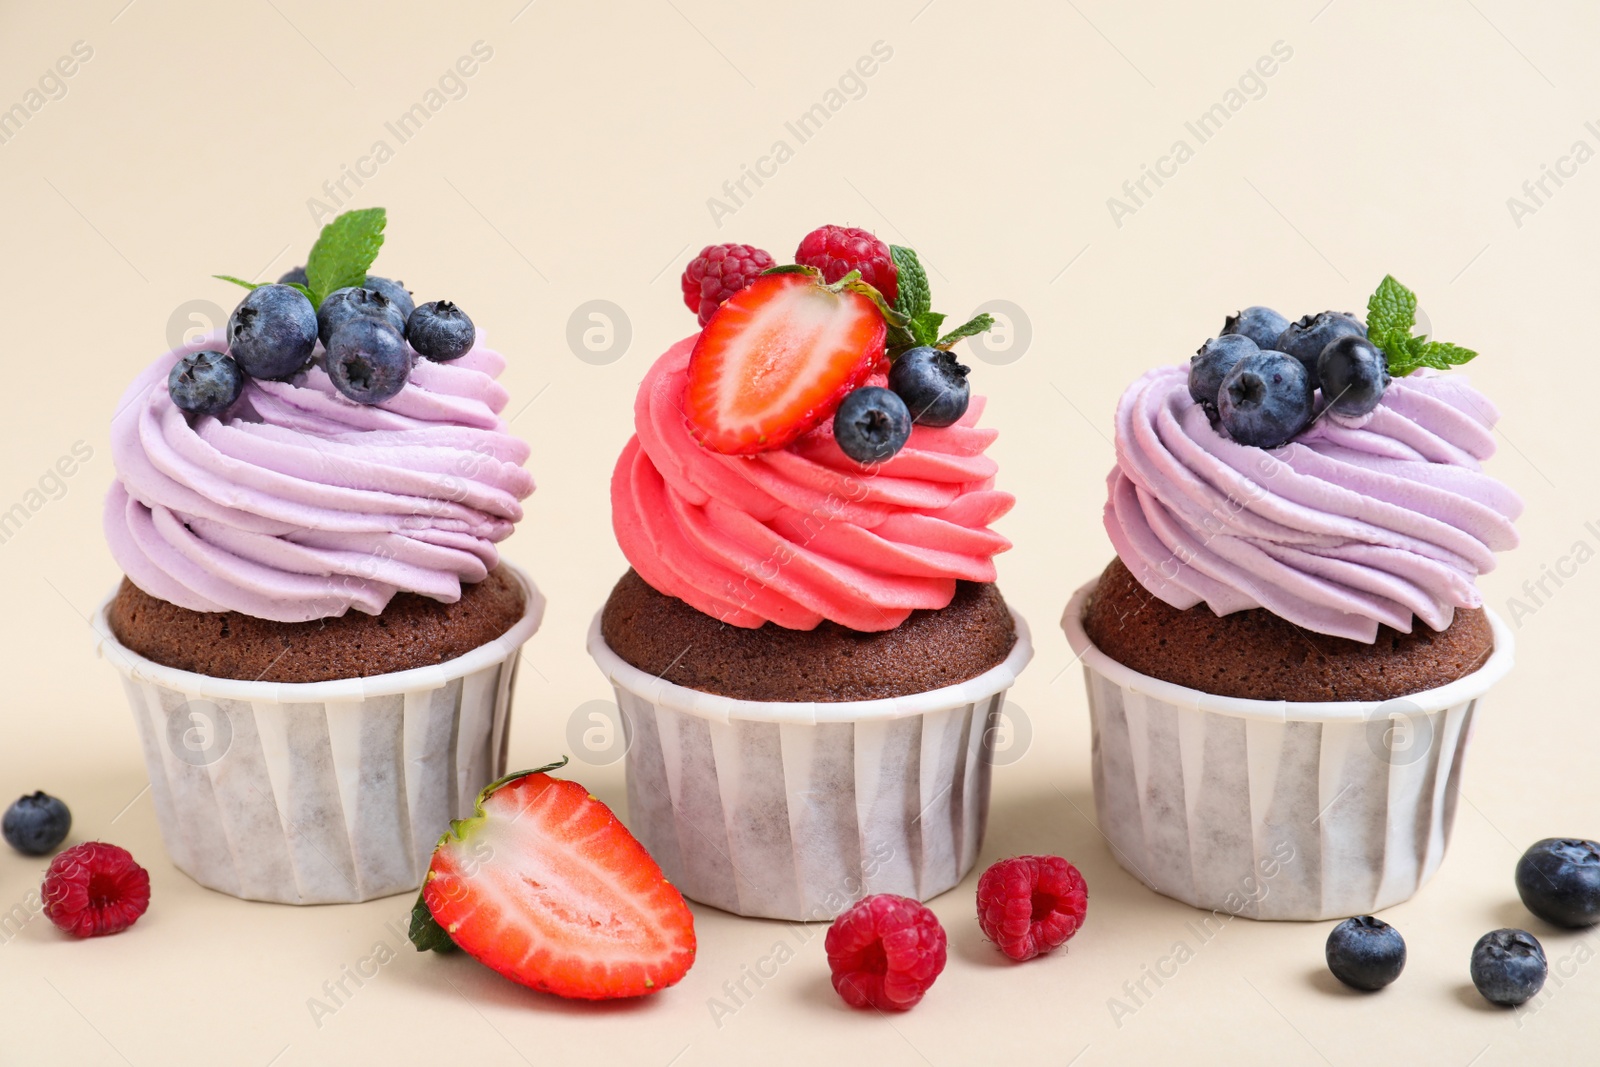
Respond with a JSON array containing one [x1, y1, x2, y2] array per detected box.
[[588, 610, 1033, 921], [94, 567, 544, 905], [1063, 578, 1514, 921]]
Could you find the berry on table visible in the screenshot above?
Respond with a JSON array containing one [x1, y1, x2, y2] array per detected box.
[[795, 224, 898, 303], [1189, 334, 1259, 419], [364, 275, 415, 320], [976, 855, 1089, 962], [1218, 350, 1315, 449], [3, 792, 71, 856], [326, 318, 411, 405], [41, 842, 150, 938], [407, 301, 477, 361], [1470, 929, 1547, 1007], [1317, 335, 1390, 418], [685, 271, 885, 454], [167, 351, 244, 417], [1324, 916, 1406, 991], [1516, 838, 1600, 928], [825, 894, 947, 1011], [888, 346, 971, 427], [1221, 306, 1289, 350], [317, 286, 407, 346], [681, 243, 775, 326], [1273, 311, 1365, 389], [834, 387, 912, 464], [226, 284, 318, 380]]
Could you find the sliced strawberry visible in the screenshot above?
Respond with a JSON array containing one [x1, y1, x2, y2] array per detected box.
[[685, 270, 887, 454], [416, 763, 695, 1000]]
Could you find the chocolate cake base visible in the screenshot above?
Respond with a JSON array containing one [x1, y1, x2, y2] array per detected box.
[[1082, 558, 1494, 702], [106, 566, 527, 684], [600, 569, 1017, 702]]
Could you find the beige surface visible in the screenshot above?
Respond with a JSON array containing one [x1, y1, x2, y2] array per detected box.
[[2, 0, 1598, 1063]]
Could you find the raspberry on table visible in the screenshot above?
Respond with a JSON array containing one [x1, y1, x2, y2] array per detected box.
[[795, 224, 898, 304], [681, 243, 775, 326], [41, 842, 151, 938], [825, 894, 947, 1011], [976, 855, 1088, 961]]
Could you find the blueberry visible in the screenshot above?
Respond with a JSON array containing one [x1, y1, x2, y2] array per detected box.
[[1324, 916, 1406, 991], [167, 350, 244, 417], [1316, 335, 1390, 418], [1218, 350, 1315, 448], [364, 275, 415, 321], [833, 386, 912, 464], [325, 318, 411, 405], [1516, 838, 1600, 928], [1221, 306, 1289, 350], [1274, 311, 1366, 389], [317, 286, 407, 347], [887, 346, 971, 427], [227, 284, 318, 380], [406, 300, 477, 362], [277, 265, 308, 286], [3, 791, 71, 856], [1470, 929, 1547, 1007], [1189, 334, 1259, 419]]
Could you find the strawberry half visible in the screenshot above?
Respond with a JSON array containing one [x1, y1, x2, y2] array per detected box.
[[685, 267, 892, 454], [411, 761, 695, 1000]]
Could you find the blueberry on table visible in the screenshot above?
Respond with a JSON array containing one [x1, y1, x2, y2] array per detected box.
[[1317, 335, 1390, 418], [1189, 334, 1259, 419], [1470, 929, 1547, 1007], [227, 284, 318, 380], [3, 791, 71, 856], [1218, 350, 1314, 449], [1274, 311, 1366, 389], [1516, 838, 1600, 928], [317, 286, 408, 346], [1324, 916, 1406, 991], [364, 275, 416, 320], [833, 386, 912, 464], [888, 346, 971, 427], [1221, 306, 1288, 350], [326, 318, 411, 405], [407, 301, 477, 362], [167, 350, 244, 417]]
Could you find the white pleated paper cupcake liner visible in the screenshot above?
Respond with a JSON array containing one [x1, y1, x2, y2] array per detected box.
[[588, 610, 1033, 921], [94, 566, 544, 905], [1062, 578, 1513, 921]]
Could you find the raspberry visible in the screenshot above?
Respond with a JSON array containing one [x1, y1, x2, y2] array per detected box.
[[681, 243, 775, 326], [795, 225, 898, 304], [824, 894, 946, 1011], [41, 842, 151, 938], [976, 855, 1088, 961]]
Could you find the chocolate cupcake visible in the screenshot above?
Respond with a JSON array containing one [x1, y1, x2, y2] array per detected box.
[[588, 232, 1031, 920], [1064, 278, 1522, 919], [95, 210, 544, 904]]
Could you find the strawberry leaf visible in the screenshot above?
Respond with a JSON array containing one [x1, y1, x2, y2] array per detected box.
[[936, 313, 996, 349], [408, 889, 457, 953]]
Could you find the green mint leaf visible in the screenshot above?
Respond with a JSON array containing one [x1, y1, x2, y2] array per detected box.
[[213, 274, 260, 292], [306, 207, 387, 308], [407, 889, 456, 953], [936, 313, 996, 349], [886, 324, 916, 350], [1412, 340, 1478, 371], [1376, 329, 1428, 377], [1366, 274, 1416, 339], [908, 311, 946, 347], [889, 245, 931, 321]]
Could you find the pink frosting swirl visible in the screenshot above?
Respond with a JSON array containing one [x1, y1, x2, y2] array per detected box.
[[1105, 365, 1522, 642], [105, 336, 534, 623], [612, 337, 1013, 631]]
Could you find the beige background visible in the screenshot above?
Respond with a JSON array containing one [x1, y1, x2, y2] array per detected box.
[[2, 0, 1598, 1063]]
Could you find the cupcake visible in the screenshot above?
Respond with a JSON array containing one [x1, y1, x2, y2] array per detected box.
[[95, 209, 543, 905], [1064, 277, 1521, 919], [588, 227, 1031, 921]]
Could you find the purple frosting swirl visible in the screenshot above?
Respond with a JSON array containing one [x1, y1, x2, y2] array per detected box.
[[1104, 366, 1521, 642], [105, 336, 534, 623]]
